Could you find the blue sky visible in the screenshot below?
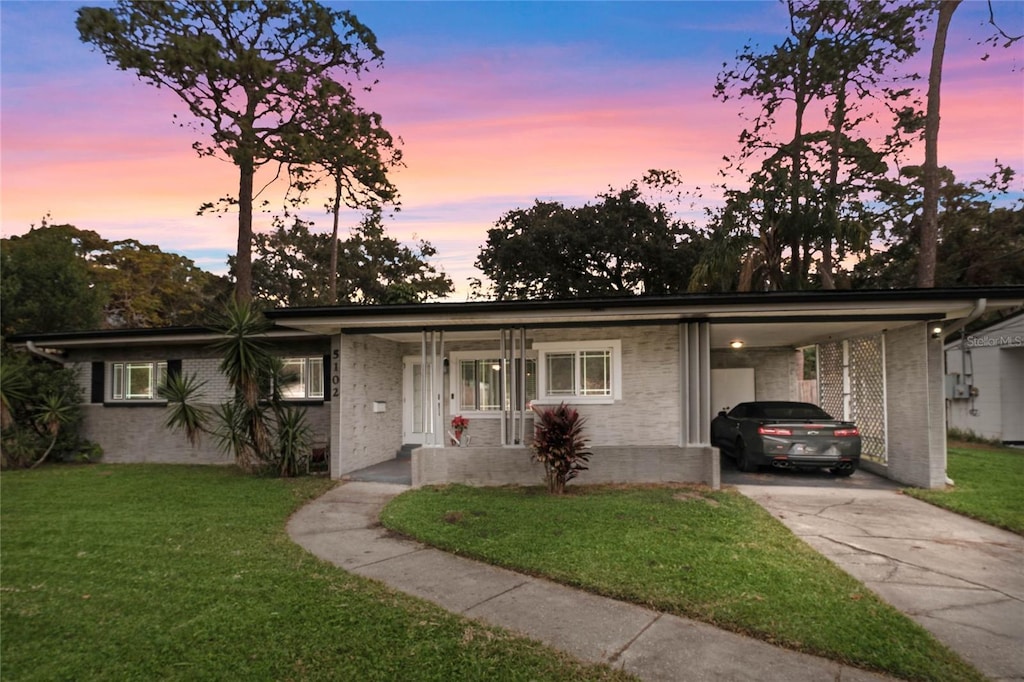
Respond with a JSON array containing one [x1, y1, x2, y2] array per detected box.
[[2, 1, 1022, 297]]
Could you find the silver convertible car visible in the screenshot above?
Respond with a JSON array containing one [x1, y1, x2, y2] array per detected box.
[[711, 401, 861, 476]]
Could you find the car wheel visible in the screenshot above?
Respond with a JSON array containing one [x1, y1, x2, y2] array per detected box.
[[736, 441, 758, 473], [830, 462, 858, 477]]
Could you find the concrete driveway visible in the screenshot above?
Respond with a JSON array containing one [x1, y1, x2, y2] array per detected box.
[[723, 462, 1024, 681]]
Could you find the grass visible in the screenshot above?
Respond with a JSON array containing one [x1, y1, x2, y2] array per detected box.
[[905, 442, 1024, 534], [381, 484, 982, 682], [0, 464, 632, 682]]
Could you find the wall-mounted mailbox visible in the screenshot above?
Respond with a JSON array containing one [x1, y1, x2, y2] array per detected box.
[[372, 401, 387, 413]]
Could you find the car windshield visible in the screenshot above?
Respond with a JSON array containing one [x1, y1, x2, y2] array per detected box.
[[748, 403, 833, 420]]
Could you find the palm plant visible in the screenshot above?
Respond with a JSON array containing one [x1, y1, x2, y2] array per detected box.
[[210, 300, 276, 471], [159, 300, 313, 477], [274, 406, 312, 477], [0, 358, 31, 431], [158, 371, 209, 447], [30, 392, 75, 469]]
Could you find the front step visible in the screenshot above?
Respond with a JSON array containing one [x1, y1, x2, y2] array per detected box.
[[396, 443, 416, 460]]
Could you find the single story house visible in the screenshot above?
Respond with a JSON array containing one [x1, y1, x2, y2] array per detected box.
[[12, 287, 1023, 490], [944, 310, 1024, 445]]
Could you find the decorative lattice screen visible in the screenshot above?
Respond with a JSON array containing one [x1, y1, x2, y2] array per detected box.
[[817, 335, 888, 464], [817, 342, 844, 420], [849, 336, 886, 463]]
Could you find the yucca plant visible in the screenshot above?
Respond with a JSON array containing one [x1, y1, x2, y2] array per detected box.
[[210, 300, 276, 471], [0, 358, 31, 432], [29, 392, 75, 469], [274, 406, 312, 477], [530, 403, 592, 495], [158, 371, 209, 447]]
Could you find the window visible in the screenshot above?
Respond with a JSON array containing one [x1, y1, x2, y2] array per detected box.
[[535, 340, 621, 403], [111, 361, 167, 401], [280, 357, 324, 400], [451, 353, 536, 414]]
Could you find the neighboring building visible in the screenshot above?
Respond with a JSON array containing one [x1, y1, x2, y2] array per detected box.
[[944, 311, 1024, 445], [12, 288, 1024, 489]]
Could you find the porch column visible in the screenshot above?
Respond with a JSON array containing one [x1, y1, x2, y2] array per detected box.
[[680, 322, 711, 446], [884, 322, 947, 488], [420, 330, 446, 447]]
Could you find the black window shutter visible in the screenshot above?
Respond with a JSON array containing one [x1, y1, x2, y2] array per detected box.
[[322, 354, 331, 401], [91, 362, 105, 403], [168, 359, 182, 379]]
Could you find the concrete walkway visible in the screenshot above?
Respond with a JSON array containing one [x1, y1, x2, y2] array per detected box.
[[287, 481, 893, 682], [730, 470, 1024, 681]]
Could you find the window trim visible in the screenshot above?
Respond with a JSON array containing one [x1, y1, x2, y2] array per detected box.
[[448, 350, 537, 418], [109, 360, 168, 403], [279, 356, 324, 401], [533, 340, 622, 404]]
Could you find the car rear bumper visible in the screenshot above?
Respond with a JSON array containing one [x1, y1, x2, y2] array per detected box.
[[751, 440, 861, 469]]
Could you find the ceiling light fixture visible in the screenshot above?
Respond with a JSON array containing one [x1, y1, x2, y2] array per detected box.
[[730, 340, 744, 349]]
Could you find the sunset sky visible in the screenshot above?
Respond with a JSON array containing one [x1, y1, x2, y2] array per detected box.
[[2, 1, 1023, 298]]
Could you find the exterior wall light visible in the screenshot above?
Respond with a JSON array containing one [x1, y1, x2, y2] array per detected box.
[[730, 340, 745, 349]]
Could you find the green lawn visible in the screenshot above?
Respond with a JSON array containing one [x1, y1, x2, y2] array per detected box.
[[381, 484, 981, 682], [0, 465, 631, 682], [905, 442, 1024, 534]]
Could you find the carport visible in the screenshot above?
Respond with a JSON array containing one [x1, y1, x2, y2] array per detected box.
[[267, 287, 1024, 490]]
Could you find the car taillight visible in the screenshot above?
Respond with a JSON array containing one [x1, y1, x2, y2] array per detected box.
[[834, 427, 860, 437], [758, 426, 793, 436]]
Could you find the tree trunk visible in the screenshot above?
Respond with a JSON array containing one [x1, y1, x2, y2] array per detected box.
[[821, 74, 848, 291], [329, 178, 342, 303], [918, 0, 961, 288], [235, 157, 255, 303]]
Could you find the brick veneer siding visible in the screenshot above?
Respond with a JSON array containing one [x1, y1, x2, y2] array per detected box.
[[710, 348, 801, 401], [63, 339, 330, 465], [885, 322, 947, 488], [412, 445, 720, 489]]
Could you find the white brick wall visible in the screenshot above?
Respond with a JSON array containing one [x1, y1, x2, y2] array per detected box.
[[711, 348, 800, 401], [62, 341, 330, 466], [412, 445, 719, 488], [885, 322, 947, 488], [336, 334, 404, 475]]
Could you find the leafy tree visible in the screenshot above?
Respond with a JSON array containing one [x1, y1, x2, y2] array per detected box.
[[91, 238, 231, 328], [853, 164, 1024, 288], [77, 1, 389, 302], [711, 0, 925, 290], [0, 351, 97, 470], [476, 174, 706, 299], [915, 0, 1021, 287], [1, 223, 229, 333], [283, 89, 403, 302], [1, 226, 105, 335], [340, 210, 452, 304], [245, 212, 452, 306]]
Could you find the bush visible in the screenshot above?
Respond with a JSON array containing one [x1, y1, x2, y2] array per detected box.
[[0, 350, 100, 468], [530, 403, 591, 494]]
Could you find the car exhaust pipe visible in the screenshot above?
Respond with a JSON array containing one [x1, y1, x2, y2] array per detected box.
[[835, 461, 853, 471], [771, 458, 791, 469]]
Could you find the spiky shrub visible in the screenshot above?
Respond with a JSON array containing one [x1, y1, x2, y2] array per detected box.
[[158, 371, 209, 448], [530, 403, 592, 495], [159, 301, 313, 477], [275, 406, 312, 478], [0, 351, 96, 469]]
